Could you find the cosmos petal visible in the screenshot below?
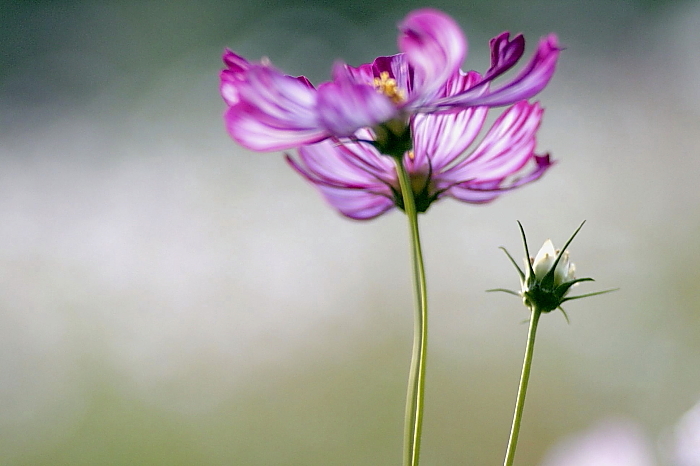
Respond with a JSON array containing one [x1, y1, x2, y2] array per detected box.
[[411, 71, 488, 172], [286, 147, 396, 220], [311, 185, 396, 220], [317, 64, 399, 137], [483, 32, 525, 81], [426, 34, 561, 111], [398, 9, 467, 107], [222, 56, 327, 151], [438, 101, 545, 184]]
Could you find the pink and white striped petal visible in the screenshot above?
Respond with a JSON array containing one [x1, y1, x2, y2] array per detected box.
[[437, 101, 544, 185], [411, 71, 488, 173], [398, 9, 467, 108], [432, 34, 560, 110]]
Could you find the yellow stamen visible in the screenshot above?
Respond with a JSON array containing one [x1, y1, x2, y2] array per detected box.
[[373, 71, 406, 104], [407, 150, 415, 160]]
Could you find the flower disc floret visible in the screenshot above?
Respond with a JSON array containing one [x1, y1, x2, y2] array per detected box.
[[374, 71, 407, 104]]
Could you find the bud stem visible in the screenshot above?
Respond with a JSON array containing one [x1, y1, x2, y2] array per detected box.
[[503, 305, 542, 466]]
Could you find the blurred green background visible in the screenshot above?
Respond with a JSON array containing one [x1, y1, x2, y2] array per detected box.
[[2, 0, 700, 464]]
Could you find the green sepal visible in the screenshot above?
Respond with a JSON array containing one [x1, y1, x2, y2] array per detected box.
[[486, 288, 521, 296], [554, 277, 594, 297], [522, 285, 564, 313], [498, 246, 525, 282], [560, 288, 619, 303], [371, 119, 412, 159], [517, 221, 534, 282], [557, 306, 571, 324]]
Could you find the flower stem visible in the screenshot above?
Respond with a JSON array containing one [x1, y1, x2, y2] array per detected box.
[[503, 306, 542, 466], [393, 158, 429, 466]]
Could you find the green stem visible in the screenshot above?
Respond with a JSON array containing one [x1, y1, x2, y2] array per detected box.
[[503, 306, 542, 466], [393, 158, 429, 466]]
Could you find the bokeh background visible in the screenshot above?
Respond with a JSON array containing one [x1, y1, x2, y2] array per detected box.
[[2, 0, 700, 464]]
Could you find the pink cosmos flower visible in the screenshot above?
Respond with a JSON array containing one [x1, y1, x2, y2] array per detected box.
[[286, 80, 552, 219], [220, 8, 560, 152]]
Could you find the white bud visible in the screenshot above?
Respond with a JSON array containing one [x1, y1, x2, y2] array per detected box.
[[530, 240, 576, 288], [495, 221, 612, 315], [532, 239, 557, 279]]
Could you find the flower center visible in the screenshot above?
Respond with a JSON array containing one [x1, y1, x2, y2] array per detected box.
[[373, 71, 406, 104]]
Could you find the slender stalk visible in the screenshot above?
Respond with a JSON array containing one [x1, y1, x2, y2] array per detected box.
[[503, 306, 542, 466], [393, 158, 429, 466]]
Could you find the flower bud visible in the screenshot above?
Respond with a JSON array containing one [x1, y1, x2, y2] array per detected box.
[[522, 237, 581, 312], [490, 222, 616, 318], [531, 240, 573, 284]]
